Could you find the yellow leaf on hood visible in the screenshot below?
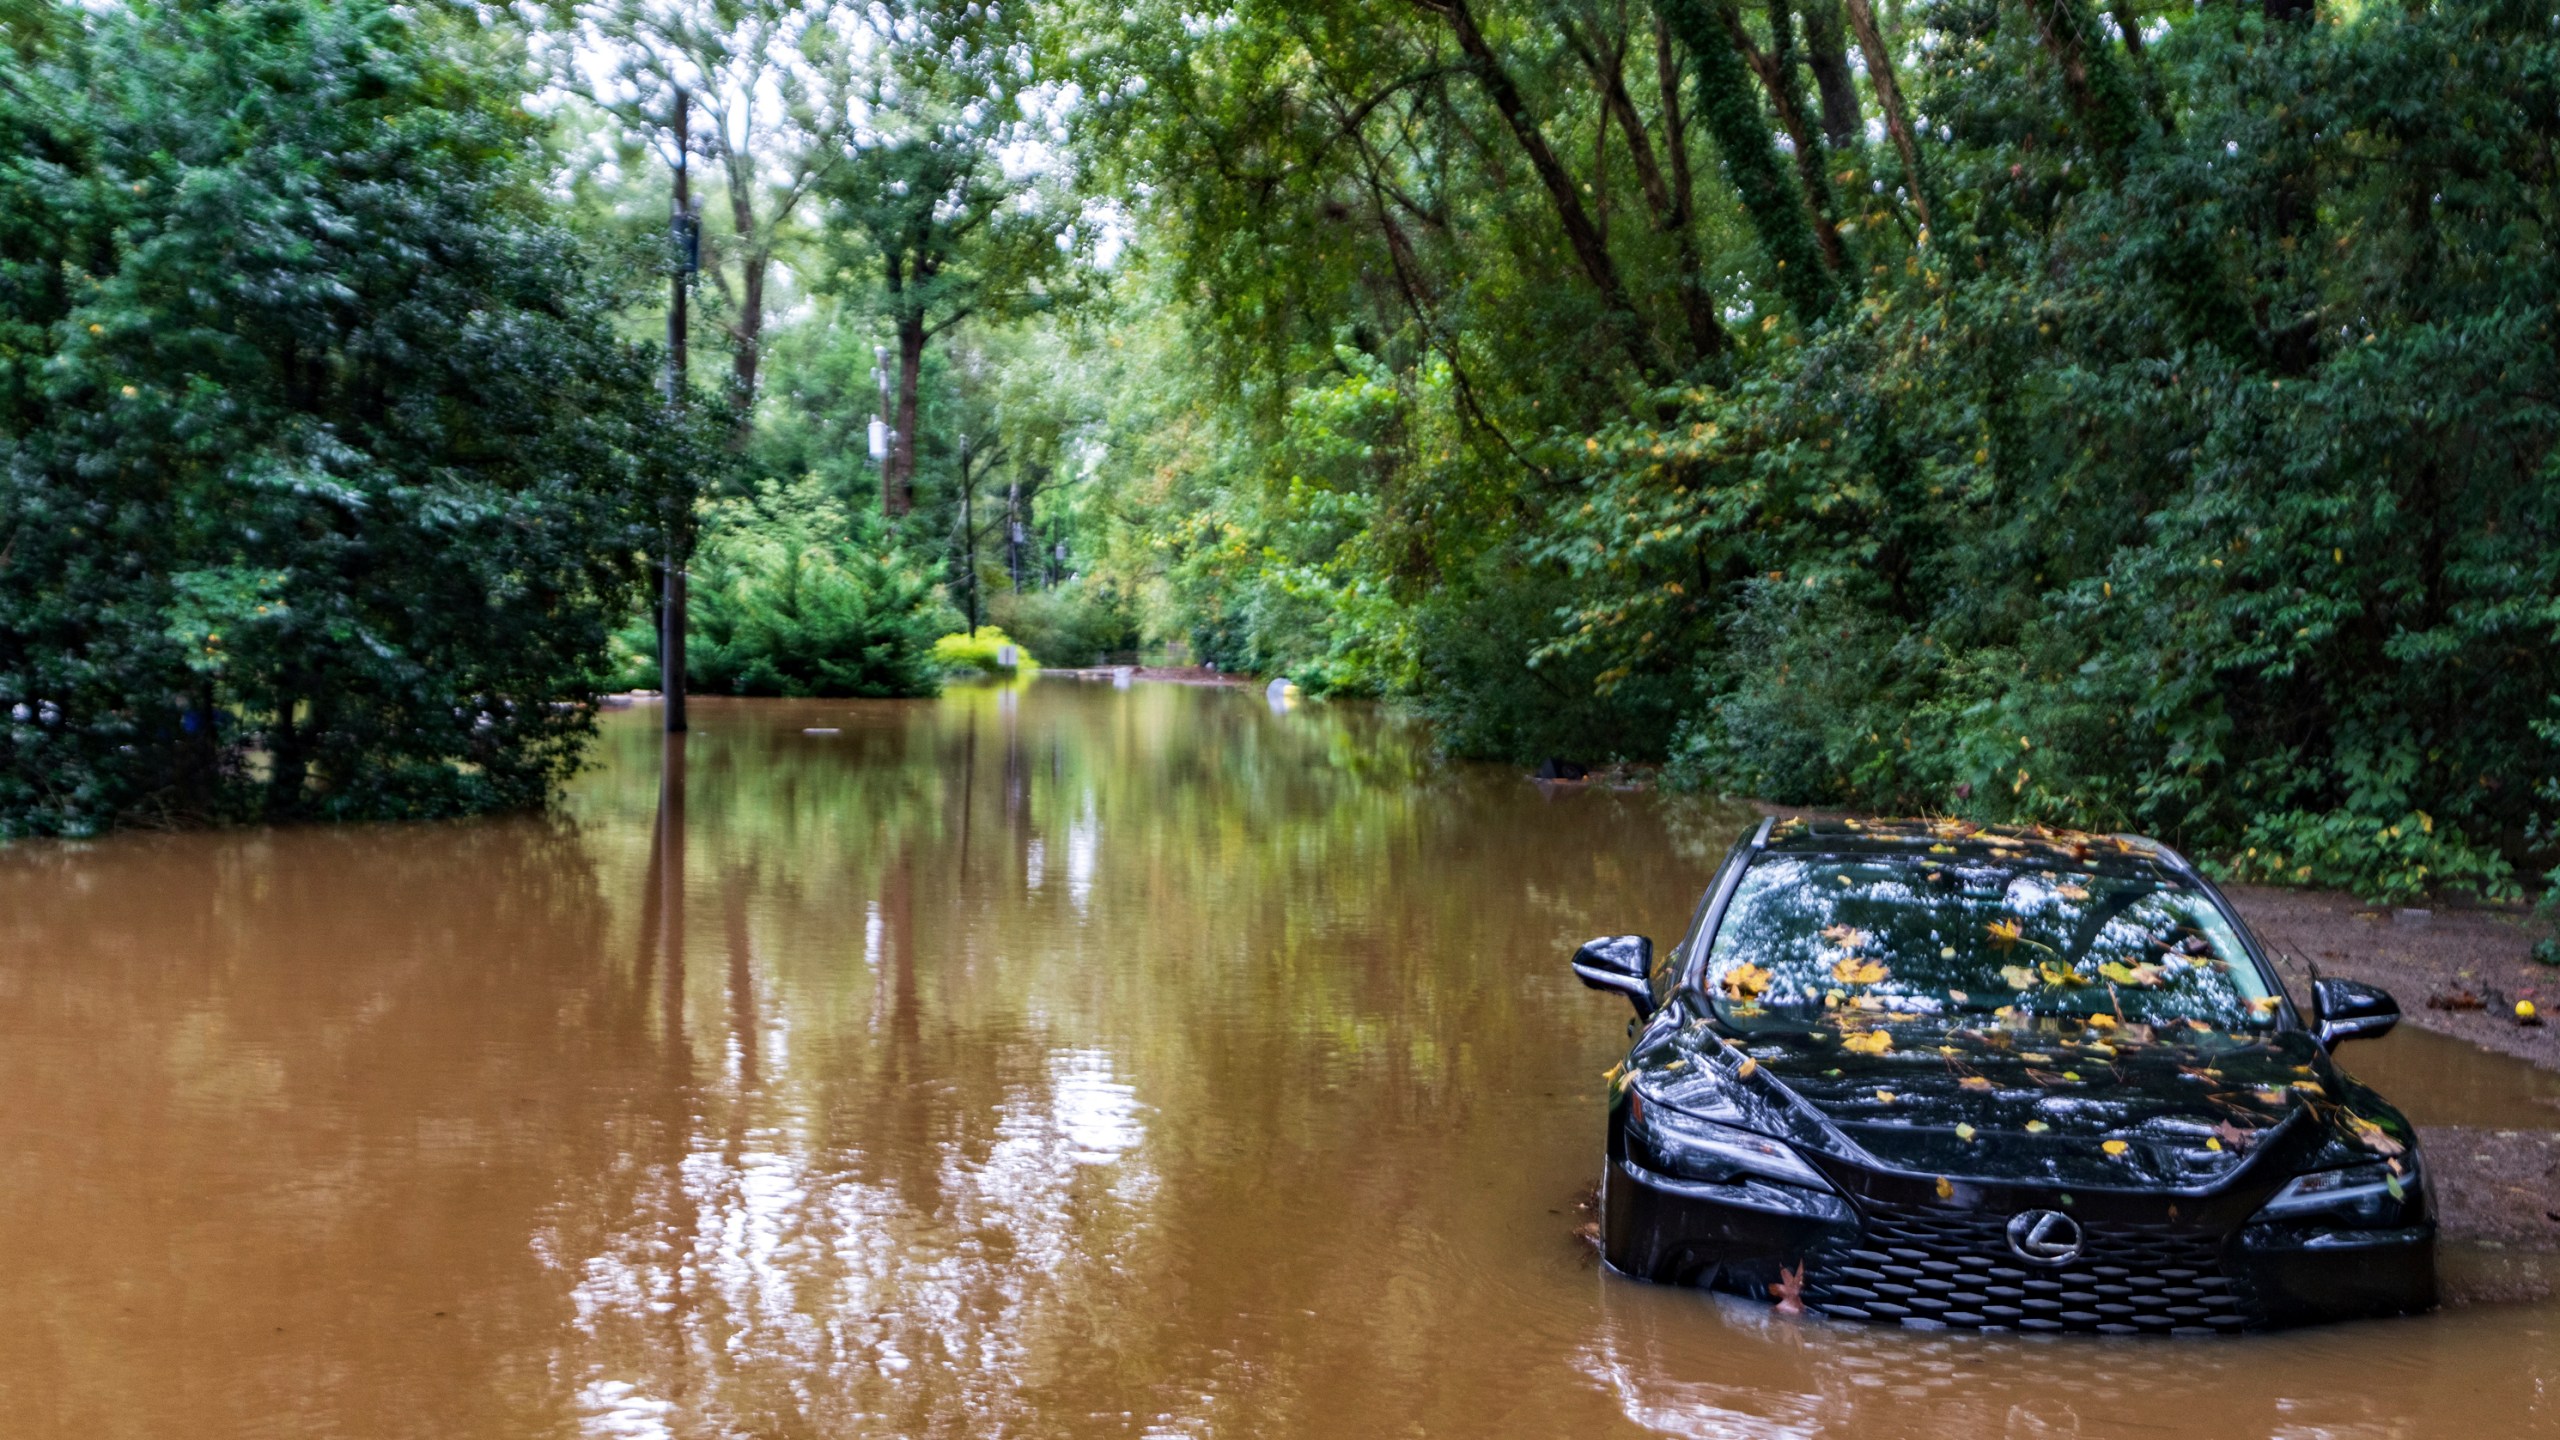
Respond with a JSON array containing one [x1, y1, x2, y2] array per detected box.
[[2101, 1139, 2129, 1156]]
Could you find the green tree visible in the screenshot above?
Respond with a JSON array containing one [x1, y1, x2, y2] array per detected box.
[[0, 0, 685, 834], [821, 0, 1087, 515]]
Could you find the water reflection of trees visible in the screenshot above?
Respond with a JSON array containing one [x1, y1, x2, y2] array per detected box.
[[551, 687, 1752, 1435], [0, 817, 657, 1437]]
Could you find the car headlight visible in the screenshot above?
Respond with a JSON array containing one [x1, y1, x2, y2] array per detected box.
[[1629, 1095, 1836, 1191], [2255, 1160, 2414, 1226]]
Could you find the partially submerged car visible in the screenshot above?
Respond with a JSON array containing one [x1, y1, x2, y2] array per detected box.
[[1576, 816, 2433, 1334]]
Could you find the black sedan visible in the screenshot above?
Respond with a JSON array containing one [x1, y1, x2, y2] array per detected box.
[[1575, 816, 2433, 1334]]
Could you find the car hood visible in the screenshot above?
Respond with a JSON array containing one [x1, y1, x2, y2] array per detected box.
[[1698, 1015, 2359, 1190]]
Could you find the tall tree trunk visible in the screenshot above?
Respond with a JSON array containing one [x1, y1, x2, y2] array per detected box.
[[1798, 0, 1864, 148], [1658, 0, 1836, 320], [724, 162, 767, 417], [2027, 0, 2146, 165], [1732, 0, 1853, 277], [1842, 0, 1932, 227], [1573, 21, 1731, 364], [1655, 18, 1697, 216], [1428, 0, 1667, 373], [267, 690, 306, 815], [732, 248, 766, 408], [887, 314, 923, 516]]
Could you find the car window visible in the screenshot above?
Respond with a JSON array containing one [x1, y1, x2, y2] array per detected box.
[[1700, 854, 2280, 1030]]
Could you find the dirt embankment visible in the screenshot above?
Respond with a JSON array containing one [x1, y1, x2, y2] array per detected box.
[[2227, 887, 2560, 1269]]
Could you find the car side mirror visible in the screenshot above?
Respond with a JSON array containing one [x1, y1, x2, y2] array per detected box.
[[2311, 977, 2399, 1048], [1572, 934, 1654, 1016]]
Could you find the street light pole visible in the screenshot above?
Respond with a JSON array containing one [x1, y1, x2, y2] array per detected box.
[[663, 88, 693, 734]]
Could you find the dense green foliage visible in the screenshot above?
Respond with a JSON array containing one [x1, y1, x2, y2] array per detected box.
[[0, 0, 681, 834], [615, 478, 956, 697], [8, 0, 2556, 904], [1052, 0, 2560, 899]]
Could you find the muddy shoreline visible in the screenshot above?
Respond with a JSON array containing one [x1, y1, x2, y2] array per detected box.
[[2219, 885, 2560, 1286]]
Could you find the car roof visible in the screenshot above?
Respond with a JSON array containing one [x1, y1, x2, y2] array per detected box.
[[1756, 816, 2193, 881]]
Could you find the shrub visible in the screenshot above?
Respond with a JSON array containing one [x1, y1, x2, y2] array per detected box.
[[931, 626, 1040, 676], [621, 478, 956, 698], [989, 579, 1141, 667]]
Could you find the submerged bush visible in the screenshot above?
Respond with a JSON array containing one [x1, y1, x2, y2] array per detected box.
[[930, 626, 1039, 676], [989, 579, 1140, 667], [620, 478, 955, 699]]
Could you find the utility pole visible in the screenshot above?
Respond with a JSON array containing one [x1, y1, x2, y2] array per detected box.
[[957, 433, 978, 635], [663, 89, 694, 734]]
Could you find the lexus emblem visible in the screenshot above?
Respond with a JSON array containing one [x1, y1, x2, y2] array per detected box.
[[2006, 1209, 2084, 1266]]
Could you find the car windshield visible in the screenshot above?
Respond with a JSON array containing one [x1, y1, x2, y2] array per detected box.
[[1700, 854, 2281, 1030]]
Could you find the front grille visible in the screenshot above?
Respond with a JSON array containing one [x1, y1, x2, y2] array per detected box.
[[1797, 1201, 2263, 1335]]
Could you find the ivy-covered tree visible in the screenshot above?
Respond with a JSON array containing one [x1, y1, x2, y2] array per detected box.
[[0, 0, 687, 835]]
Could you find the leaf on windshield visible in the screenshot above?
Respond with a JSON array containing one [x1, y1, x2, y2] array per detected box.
[[1821, 924, 1873, 949], [2101, 1139, 2130, 1156], [1958, 1075, 1994, 1091], [2097, 960, 2167, 987], [1985, 919, 2024, 950], [1954, 1122, 1978, 1141], [2038, 963, 2091, 988], [1831, 955, 1891, 986], [1721, 962, 1773, 1000], [2000, 964, 2038, 990], [1840, 1029, 1894, 1056], [2057, 883, 2092, 901]]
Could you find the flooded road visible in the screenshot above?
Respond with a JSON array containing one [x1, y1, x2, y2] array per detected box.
[[0, 681, 2554, 1438]]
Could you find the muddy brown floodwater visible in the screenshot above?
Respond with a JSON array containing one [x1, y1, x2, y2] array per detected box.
[[1, 682, 2556, 1438]]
